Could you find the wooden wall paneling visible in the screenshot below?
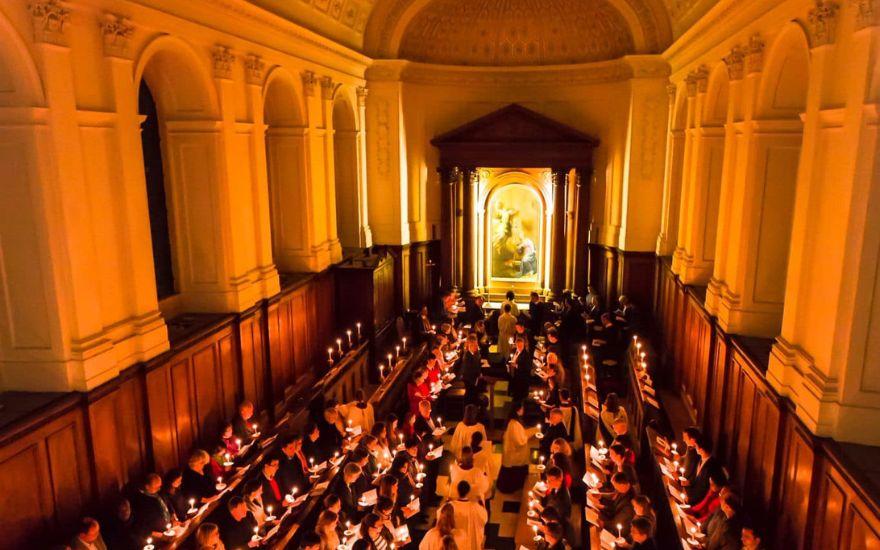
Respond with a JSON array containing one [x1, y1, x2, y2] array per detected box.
[[291, 287, 311, 379], [217, 331, 239, 420], [239, 307, 266, 412], [733, 357, 757, 487], [267, 297, 294, 410], [844, 504, 880, 550], [721, 352, 744, 475], [708, 328, 729, 456], [774, 413, 816, 550], [145, 363, 179, 473], [375, 255, 396, 330], [192, 342, 224, 446], [0, 404, 93, 549], [170, 357, 196, 466], [745, 383, 782, 515], [617, 251, 656, 312], [587, 243, 607, 300]]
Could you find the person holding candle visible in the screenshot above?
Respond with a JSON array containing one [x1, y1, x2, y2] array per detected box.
[[339, 389, 375, 433], [315, 510, 340, 550], [406, 369, 431, 415], [631, 494, 656, 530], [334, 463, 364, 521], [541, 466, 574, 541], [680, 427, 702, 484], [599, 393, 628, 444], [131, 473, 174, 542], [629, 516, 658, 550], [419, 503, 466, 550], [498, 402, 539, 493], [351, 513, 393, 550], [535, 521, 567, 550], [231, 401, 257, 441], [219, 422, 241, 457], [703, 491, 742, 550], [594, 472, 635, 535], [314, 404, 344, 463], [540, 408, 569, 457], [687, 434, 724, 505], [276, 433, 312, 494], [686, 473, 729, 524], [194, 523, 225, 550], [218, 497, 259, 549], [459, 335, 483, 406], [242, 481, 269, 526], [182, 450, 219, 505], [258, 457, 286, 513], [70, 517, 108, 550], [159, 469, 188, 524], [509, 335, 533, 402]]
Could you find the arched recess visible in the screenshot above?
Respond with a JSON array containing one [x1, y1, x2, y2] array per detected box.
[[262, 67, 314, 273], [722, 23, 809, 336], [659, 83, 688, 255], [696, 63, 729, 267], [133, 36, 230, 312], [332, 88, 365, 251]]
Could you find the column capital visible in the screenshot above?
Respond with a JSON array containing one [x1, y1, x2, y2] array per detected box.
[[808, 0, 841, 47], [686, 65, 710, 96], [211, 45, 235, 80], [356, 85, 368, 107], [550, 167, 571, 186], [745, 33, 765, 74], [723, 46, 746, 81], [320, 76, 336, 100], [851, 0, 878, 29], [244, 53, 265, 86], [29, 0, 70, 46], [437, 165, 460, 183], [301, 70, 318, 96], [100, 13, 134, 59]]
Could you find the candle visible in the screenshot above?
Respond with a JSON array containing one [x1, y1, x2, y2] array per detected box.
[[671, 442, 678, 453], [291, 486, 298, 496], [395, 345, 400, 358], [337, 338, 343, 354], [438, 416, 443, 426], [539, 455, 545, 465], [188, 498, 196, 512], [582, 344, 587, 353], [379, 364, 384, 379], [144, 537, 154, 550], [346, 329, 352, 346], [387, 353, 393, 366], [402, 337, 407, 351], [328, 347, 334, 362], [356, 322, 362, 339], [252, 422, 258, 433], [617, 523, 623, 540]]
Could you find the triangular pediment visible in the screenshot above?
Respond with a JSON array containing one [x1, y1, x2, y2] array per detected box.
[[432, 104, 597, 145]]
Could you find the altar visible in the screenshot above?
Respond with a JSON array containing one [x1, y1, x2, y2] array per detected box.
[[431, 104, 598, 299]]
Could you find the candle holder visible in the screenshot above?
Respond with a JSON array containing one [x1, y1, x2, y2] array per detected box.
[[215, 477, 227, 491], [163, 523, 176, 537], [143, 538, 155, 550], [265, 505, 276, 522]]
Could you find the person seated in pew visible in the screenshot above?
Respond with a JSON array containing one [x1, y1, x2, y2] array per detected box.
[[449, 404, 487, 458], [631, 494, 656, 529], [259, 456, 289, 514], [232, 400, 258, 441], [100, 498, 138, 550], [416, 305, 435, 343], [448, 481, 488, 550], [313, 403, 345, 464], [131, 473, 174, 541], [703, 492, 742, 550], [414, 399, 439, 440], [220, 422, 241, 457], [592, 472, 635, 534], [599, 393, 628, 443], [374, 496, 407, 537], [540, 466, 574, 543], [446, 446, 490, 502], [407, 369, 432, 416], [315, 509, 340, 550], [276, 433, 312, 495], [681, 426, 702, 483], [352, 512, 393, 550], [243, 480, 270, 527], [70, 517, 108, 550], [335, 463, 365, 522], [498, 401, 539, 493], [160, 469, 188, 524], [540, 408, 569, 457], [686, 472, 729, 524], [609, 444, 638, 490], [208, 442, 230, 479], [389, 453, 419, 507], [302, 421, 326, 460], [351, 448, 375, 495], [741, 523, 766, 550], [536, 521, 570, 550], [611, 419, 635, 459], [629, 515, 658, 550], [686, 435, 724, 505], [195, 522, 223, 550], [182, 449, 220, 505], [298, 531, 322, 550], [219, 496, 259, 549], [377, 474, 399, 506], [419, 502, 466, 550], [339, 389, 375, 433]]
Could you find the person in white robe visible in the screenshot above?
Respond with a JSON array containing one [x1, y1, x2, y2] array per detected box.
[[447, 481, 488, 550], [448, 405, 487, 459], [418, 503, 466, 550], [445, 448, 490, 502]]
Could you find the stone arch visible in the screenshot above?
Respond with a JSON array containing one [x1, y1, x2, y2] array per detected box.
[[756, 24, 810, 119], [133, 35, 230, 311], [262, 66, 314, 272], [702, 63, 730, 126], [332, 87, 365, 250], [0, 10, 45, 106]]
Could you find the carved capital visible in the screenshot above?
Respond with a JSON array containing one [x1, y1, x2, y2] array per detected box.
[[356, 86, 368, 107], [723, 46, 746, 81], [320, 76, 336, 100], [685, 66, 709, 96], [29, 0, 69, 46], [550, 169, 570, 188], [302, 70, 317, 97], [851, 0, 878, 29], [244, 54, 264, 86], [211, 45, 235, 80], [100, 13, 134, 59], [666, 83, 678, 99], [746, 34, 765, 74], [808, 0, 840, 46]]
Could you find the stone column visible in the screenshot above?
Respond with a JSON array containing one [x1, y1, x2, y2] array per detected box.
[[320, 76, 343, 263], [657, 84, 684, 256], [461, 168, 478, 294], [355, 86, 373, 248], [549, 168, 570, 297], [571, 167, 592, 295], [438, 166, 459, 289]]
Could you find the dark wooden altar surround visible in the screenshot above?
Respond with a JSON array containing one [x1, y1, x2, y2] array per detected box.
[[431, 104, 599, 294]]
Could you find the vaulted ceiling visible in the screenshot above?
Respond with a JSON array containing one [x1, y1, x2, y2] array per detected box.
[[249, 0, 714, 64]]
